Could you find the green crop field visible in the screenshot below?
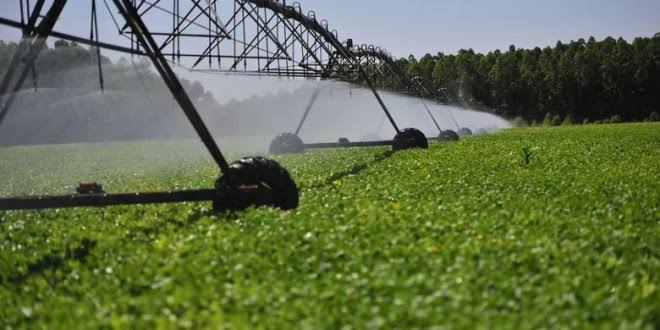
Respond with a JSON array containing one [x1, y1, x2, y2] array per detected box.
[[1, 123, 658, 329]]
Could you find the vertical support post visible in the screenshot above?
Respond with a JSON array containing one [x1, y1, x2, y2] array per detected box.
[[376, 54, 444, 134], [356, 65, 400, 134], [334, 44, 401, 134], [0, 0, 47, 96], [294, 85, 322, 136], [112, 0, 230, 173], [0, 0, 67, 126], [293, 51, 337, 136], [421, 101, 443, 133], [91, 0, 105, 93]]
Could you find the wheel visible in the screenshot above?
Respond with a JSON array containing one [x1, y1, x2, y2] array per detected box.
[[458, 127, 473, 137], [214, 157, 299, 211], [392, 128, 428, 151], [437, 130, 459, 141], [338, 137, 350, 144], [269, 133, 304, 155]]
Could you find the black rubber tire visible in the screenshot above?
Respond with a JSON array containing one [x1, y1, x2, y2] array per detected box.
[[338, 137, 350, 144], [214, 157, 299, 211], [269, 133, 305, 155], [458, 127, 473, 137], [392, 128, 428, 151], [438, 130, 459, 141]]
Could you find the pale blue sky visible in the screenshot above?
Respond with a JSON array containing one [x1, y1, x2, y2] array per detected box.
[[303, 0, 660, 57], [1, 0, 660, 57]]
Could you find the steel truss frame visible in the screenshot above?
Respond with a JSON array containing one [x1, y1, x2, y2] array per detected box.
[[0, 0, 450, 210], [1, 0, 232, 210]]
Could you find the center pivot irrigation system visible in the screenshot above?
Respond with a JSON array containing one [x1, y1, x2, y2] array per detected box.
[[0, 0, 468, 212]]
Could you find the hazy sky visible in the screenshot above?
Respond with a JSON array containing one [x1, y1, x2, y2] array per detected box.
[[1, 0, 659, 57], [304, 0, 660, 57]]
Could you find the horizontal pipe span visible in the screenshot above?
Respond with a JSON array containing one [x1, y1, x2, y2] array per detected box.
[[352, 49, 397, 65], [0, 17, 145, 56], [305, 140, 393, 149], [245, 0, 346, 53], [0, 189, 216, 210]]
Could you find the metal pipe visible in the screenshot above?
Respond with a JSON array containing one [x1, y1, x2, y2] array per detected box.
[[0, 17, 146, 55], [0, 189, 216, 210], [295, 84, 322, 136], [113, 0, 231, 173], [246, 0, 402, 133], [304, 140, 393, 150], [0, 0, 68, 126]]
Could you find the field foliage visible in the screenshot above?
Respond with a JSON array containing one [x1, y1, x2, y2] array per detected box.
[[1, 123, 659, 329]]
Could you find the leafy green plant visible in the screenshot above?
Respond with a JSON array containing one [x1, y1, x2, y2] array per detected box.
[[1, 123, 658, 329], [521, 146, 535, 165], [551, 114, 562, 126], [649, 111, 659, 122], [543, 113, 553, 126], [512, 116, 528, 127], [610, 114, 623, 123]]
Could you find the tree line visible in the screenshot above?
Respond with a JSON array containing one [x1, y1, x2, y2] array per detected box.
[[0, 40, 218, 106], [396, 34, 660, 124], [0, 40, 230, 145], [3, 35, 660, 126]]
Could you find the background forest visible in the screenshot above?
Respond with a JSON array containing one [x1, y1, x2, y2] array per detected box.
[[399, 34, 660, 124], [1, 33, 660, 130]]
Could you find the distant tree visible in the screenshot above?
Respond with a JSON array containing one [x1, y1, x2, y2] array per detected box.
[[543, 113, 553, 126], [54, 40, 69, 48], [551, 115, 562, 126], [189, 81, 204, 100], [388, 35, 660, 123], [650, 111, 660, 122], [0, 39, 218, 110], [405, 55, 423, 77], [512, 116, 528, 127]]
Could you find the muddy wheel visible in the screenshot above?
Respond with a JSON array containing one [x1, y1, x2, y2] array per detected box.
[[438, 130, 459, 141], [458, 127, 473, 137], [269, 133, 304, 155], [392, 128, 428, 151], [214, 157, 299, 211]]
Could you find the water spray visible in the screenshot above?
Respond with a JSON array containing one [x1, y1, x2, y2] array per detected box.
[[1, 0, 501, 211]]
